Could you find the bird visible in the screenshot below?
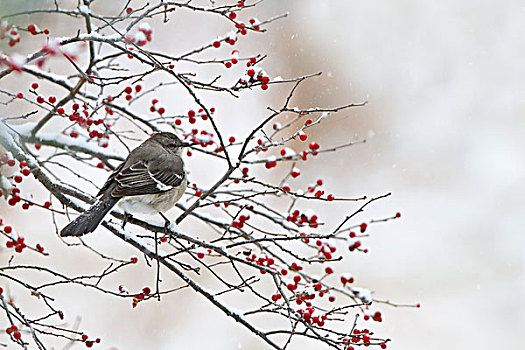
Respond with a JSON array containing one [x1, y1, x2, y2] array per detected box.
[[60, 132, 189, 237]]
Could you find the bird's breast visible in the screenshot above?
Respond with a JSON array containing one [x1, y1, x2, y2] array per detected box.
[[117, 178, 187, 215]]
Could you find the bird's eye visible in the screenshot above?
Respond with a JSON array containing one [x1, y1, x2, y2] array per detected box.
[[168, 143, 177, 149]]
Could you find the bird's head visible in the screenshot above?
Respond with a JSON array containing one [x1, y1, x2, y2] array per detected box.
[[150, 132, 191, 156]]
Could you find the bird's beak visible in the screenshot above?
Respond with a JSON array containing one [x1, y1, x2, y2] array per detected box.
[[182, 142, 196, 147]]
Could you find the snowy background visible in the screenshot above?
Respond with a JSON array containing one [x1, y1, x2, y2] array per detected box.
[[1, 0, 524, 349]]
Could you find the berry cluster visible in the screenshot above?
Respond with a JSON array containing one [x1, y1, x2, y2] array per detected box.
[[80, 333, 101, 348], [239, 66, 271, 90], [342, 328, 388, 349], [287, 209, 319, 228], [5, 324, 22, 341], [132, 286, 152, 308], [126, 22, 153, 47]]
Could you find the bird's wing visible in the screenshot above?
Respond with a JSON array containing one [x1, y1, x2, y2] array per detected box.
[[110, 154, 185, 198]]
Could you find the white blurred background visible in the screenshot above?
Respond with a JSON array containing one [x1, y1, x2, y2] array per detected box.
[[1, 0, 524, 349]]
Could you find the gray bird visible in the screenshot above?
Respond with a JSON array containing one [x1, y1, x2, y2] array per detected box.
[[60, 132, 189, 237]]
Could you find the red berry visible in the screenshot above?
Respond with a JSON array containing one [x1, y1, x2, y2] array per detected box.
[[225, 61, 232, 68], [349, 231, 356, 238], [7, 159, 16, 167], [130, 257, 138, 264], [247, 69, 255, 77], [327, 194, 334, 201], [381, 344, 387, 349], [299, 133, 307, 141], [96, 162, 104, 169], [325, 266, 334, 274], [395, 212, 401, 218], [188, 110, 195, 117], [44, 29, 49, 35], [27, 24, 36, 33], [16, 92, 23, 98], [135, 85, 142, 92], [261, 84, 268, 90], [293, 275, 301, 283], [228, 12, 237, 19], [13, 331, 21, 340], [22, 168, 30, 176], [82, 334, 88, 341], [212, 41, 221, 48], [142, 287, 151, 295], [228, 136, 235, 143], [197, 252, 205, 259], [261, 76, 270, 84], [36, 96, 44, 104], [86, 341, 94, 348], [124, 86, 132, 94], [4, 226, 12, 234], [48, 96, 56, 103], [14, 175, 22, 183], [151, 99, 158, 104], [126, 7, 133, 14], [57, 107, 64, 114], [158, 107, 165, 114], [31, 83, 39, 89], [360, 222, 367, 233]]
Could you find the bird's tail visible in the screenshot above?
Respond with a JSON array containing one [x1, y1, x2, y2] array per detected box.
[[60, 197, 119, 237]]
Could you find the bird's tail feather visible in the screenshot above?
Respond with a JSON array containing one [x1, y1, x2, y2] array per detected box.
[[60, 197, 118, 237]]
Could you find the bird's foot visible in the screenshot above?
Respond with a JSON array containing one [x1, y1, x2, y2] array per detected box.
[[122, 212, 133, 229], [159, 212, 170, 236]]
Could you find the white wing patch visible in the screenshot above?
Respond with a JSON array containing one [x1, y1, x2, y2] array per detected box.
[[148, 170, 181, 191]]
